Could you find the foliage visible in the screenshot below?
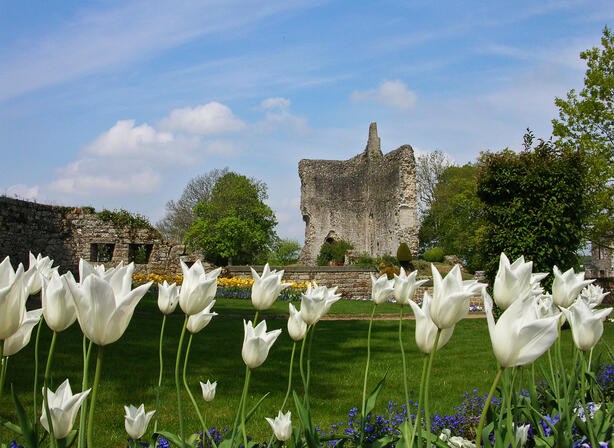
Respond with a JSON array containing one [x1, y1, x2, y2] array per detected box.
[[396, 243, 412, 262], [415, 150, 455, 216], [317, 239, 354, 266], [552, 27, 614, 244], [267, 238, 302, 266], [423, 247, 444, 263], [418, 164, 485, 272], [184, 172, 277, 265], [157, 168, 229, 242], [97, 208, 158, 233], [476, 133, 586, 287]]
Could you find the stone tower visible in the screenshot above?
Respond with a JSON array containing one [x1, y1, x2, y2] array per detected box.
[[298, 123, 419, 265]]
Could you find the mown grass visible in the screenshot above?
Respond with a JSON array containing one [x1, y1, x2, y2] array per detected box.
[[1, 295, 612, 446]]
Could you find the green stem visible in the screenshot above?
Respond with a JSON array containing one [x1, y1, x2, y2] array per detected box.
[[409, 355, 429, 447], [230, 366, 249, 447], [475, 367, 505, 448], [240, 368, 252, 448], [153, 315, 167, 434], [580, 351, 599, 448], [175, 316, 188, 444], [43, 331, 58, 446], [507, 367, 518, 448], [33, 316, 43, 434], [281, 342, 297, 411], [0, 341, 5, 399], [398, 305, 413, 445], [305, 322, 316, 410], [87, 344, 104, 448], [360, 303, 377, 446], [182, 334, 217, 448], [253, 311, 259, 326], [78, 338, 92, 448], [424, 329, 441, 448], [299, 326, 309, 397]]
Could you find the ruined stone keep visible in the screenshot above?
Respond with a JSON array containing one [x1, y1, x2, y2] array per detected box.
[[299, 123, 419, 265]]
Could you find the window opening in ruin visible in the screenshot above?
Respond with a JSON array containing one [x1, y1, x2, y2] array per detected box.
[[129, 244, 153, 264], [90, 243, 115, 263]]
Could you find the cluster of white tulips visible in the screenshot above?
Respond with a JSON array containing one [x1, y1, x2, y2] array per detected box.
[[1, 250, 612, 448]]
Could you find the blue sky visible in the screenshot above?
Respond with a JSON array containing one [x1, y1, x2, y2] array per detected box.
[[1, 0, 612, 242]]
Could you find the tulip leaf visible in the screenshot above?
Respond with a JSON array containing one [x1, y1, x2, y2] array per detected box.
[[245, 392, 270, 422], [156, 430, 196, 448], [292, 391, 319, 448], [364, 373, 387, 418], [64, 429, 78, 447], [10, 384, 37, 448], [0, 415, 22, 435], [370, 435, 396, 448]]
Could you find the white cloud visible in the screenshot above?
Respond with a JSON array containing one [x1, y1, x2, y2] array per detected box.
[[85, 120, 173, 156], [351, 80, 417, 111], [256, 97, 309, 135], [6, 184, 39, 201], [160, 102, 245, 134]]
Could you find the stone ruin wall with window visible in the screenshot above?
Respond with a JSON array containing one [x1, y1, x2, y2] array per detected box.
[[298, 123, 419, 265], [0, 196, 200, 276]]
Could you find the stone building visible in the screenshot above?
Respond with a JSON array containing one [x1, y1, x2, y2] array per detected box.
[[586, 240, 614, 278], [298, 123, 419, 265], [0, 196, 201, 276]]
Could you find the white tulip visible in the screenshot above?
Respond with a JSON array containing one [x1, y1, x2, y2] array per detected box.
[[578, 284, 610, 309], [3, 309, 43, 356], [66, 262, 152, 346], [187, 300, 217, 333], [429, 264, 484, 330], [534, 294, 559, 319], [561, 299, 613, 351], [493, 253, 535, 310], [515, 423, 530, 447], [552, 266, 593, 308], [250, 264, 290, 310], [483, 289, 560, 367], [124, 404, 155, 440], [265, 410, 292, 442], [157, 280, 180, 315], [40, 379, 90, 439], [287, 303, 307, 341], [242, 320, 282, 369], [370, 273, 395, 305], [408, 292, 455, 354], [393, 267, 428, 305], [200, 380, 217, 402], [26, 252, 58, 296], [178, 261, 221, 315], [299, 282, 341, 325], [78, 259, 124, 283], [0, 258, 27, 340], [41, 272, 77, 332]]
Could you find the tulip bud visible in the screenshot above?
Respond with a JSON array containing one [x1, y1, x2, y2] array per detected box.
[[124, 404, 155, 440], [157, 280, 179, 315], [266, 410, 292, 442], [408, 292, 454, 354], [187, 301, 217, 333], [178, 261, 221, 315], [287, 303, 307, 341], [370, 273, 395, 305], [200, 380, 217, 402], [42, 272, 77, 332]]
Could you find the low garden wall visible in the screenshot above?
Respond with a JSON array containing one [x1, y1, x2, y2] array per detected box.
[[227, 265, 482, 305]]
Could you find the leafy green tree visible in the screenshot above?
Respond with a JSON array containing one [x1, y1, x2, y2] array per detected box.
[[156, 168, 229, 242], [552, 27, 613, 244], [418, 164, 485, 271], [476, 134, 586, 287], [185, 172, 277, 265], [268, 239, 302, 266]]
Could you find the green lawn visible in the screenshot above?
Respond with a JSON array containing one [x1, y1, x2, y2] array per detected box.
[[1, 295, 612, 446]]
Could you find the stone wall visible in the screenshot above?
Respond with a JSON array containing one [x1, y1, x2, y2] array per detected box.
[[298, 123, 419, 265], [227, 265, 482, 305], [586, 241, 614, 278], [0, 196, 201, 276]]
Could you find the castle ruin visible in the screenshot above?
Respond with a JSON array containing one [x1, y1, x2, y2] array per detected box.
[[299, 123, 419, 265]]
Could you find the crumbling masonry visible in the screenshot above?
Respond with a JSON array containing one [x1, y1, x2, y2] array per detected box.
[[298, 123, 419, 265]]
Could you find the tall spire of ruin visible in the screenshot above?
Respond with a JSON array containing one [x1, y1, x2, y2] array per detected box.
[[365, 122, 382, 158]]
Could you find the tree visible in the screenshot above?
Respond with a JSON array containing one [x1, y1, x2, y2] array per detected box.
[[552, 26, 614, 244], [415, 150, 455, 216], [184, 172, 278, 265], [268, 239, 302, 266], [156, 168, 229, 242], [476, 134, 586, 287], [418, 164, 485, 271]]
